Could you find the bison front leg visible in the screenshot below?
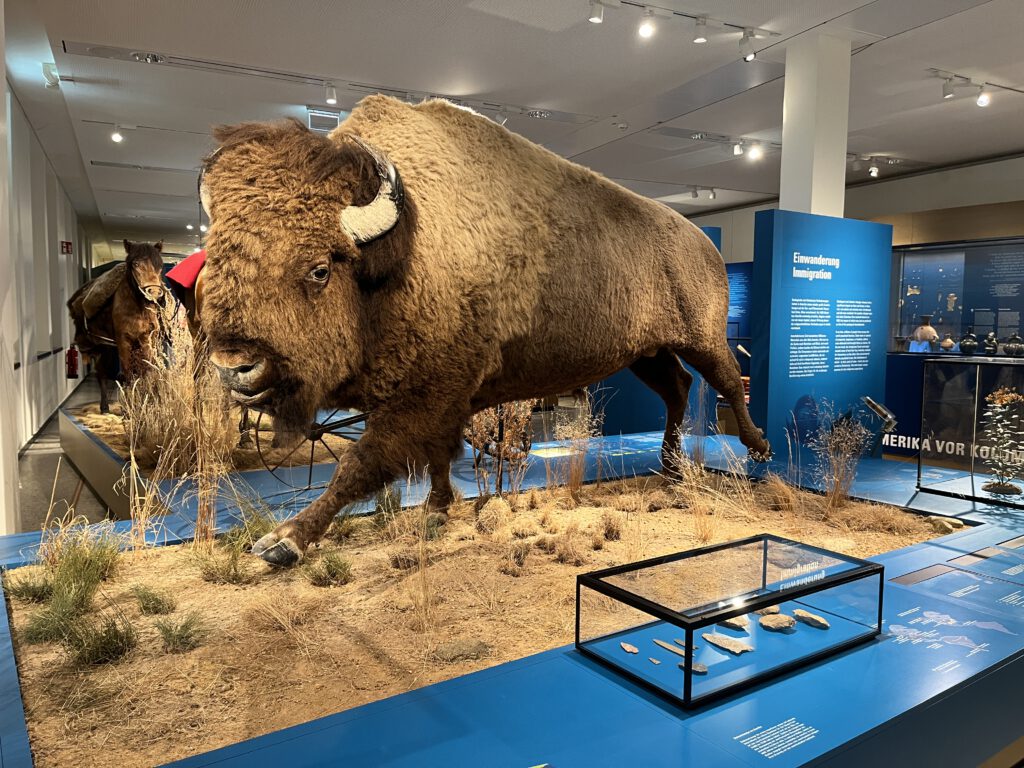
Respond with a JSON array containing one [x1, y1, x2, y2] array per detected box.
[[251, 415, 461, 567]]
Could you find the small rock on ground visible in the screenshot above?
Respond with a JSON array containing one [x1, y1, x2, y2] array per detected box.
[[433, 638, 491, 663]]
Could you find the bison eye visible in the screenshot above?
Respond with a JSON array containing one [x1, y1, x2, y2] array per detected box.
[[308, 265, 330, 283]]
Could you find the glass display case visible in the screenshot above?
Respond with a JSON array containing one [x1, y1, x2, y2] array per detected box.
[[576, 535, 883, 708], [917, 357, 1024, 508], [891, 238, 1024, 354]]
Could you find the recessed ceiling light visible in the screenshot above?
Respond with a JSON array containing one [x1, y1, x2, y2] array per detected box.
[[692, 17, 708, 44], [199, 224, 208, 233], [976, 85, 990, 107], [746, 142, 763, 160], [325, 82, 338, 106], [111, 126, 124, 143], [638, 9, 656, 39], [186, 224, 194, 231], [869, 165, 879, 178], [588, 0, 604, 24]]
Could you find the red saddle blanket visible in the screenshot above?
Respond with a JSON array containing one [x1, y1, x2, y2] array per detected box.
[[166, 249, 206, 289]]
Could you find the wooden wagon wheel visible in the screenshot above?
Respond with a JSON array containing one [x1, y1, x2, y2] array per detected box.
[[253, 407, 366, 491]]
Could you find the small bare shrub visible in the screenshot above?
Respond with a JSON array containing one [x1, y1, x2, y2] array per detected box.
[[808, 404, 872, 513], [154, 612, 207, 653], [590, 529, 605, 551], [554, 390, 605, 502], [303, 552, 354, 587], [130, 584, 176, 615], [466, 400, 536, 498]]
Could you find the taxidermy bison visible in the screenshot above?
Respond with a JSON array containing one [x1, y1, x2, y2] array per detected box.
[[67, 240, 166, 412], [198, 95, 769, 566]]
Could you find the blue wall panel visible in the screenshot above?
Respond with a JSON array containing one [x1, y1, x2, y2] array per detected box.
[[750, 210, 893, 454]]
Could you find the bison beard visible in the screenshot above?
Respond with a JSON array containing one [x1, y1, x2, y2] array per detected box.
[[199, 96, 770, 567]]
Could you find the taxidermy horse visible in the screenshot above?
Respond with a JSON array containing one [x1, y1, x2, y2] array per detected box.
[[166, 249, 254, 447], [197, 96, 770, 566], [67, 240, 166, 412]]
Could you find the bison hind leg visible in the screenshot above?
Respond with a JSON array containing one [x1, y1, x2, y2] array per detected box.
[[678, 344, 770, 460], [628, 350, 693, 478]]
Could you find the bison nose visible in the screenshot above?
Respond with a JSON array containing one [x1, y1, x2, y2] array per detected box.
[[209, 352, 267, 391]]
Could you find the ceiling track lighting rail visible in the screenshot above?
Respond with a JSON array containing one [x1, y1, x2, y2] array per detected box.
[[587, 1, 777, 39], [926, 67, 1024, 107], [666, 128, 780, 158]]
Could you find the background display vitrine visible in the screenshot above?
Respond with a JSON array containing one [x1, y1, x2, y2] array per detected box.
[[576, 535, 884, 708], [918, 357, 1024, 508]]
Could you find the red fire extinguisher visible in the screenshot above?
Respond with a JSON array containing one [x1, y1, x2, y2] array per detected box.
[[66, 345, 80, 379]]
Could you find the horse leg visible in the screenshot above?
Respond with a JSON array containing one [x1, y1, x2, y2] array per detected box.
[[97, 362, 110, 414], [629, 349, 693, 477], [238, 407, 254, 448]]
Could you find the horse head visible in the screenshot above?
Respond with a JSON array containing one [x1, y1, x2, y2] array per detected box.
[[123, 239, 166, 304]]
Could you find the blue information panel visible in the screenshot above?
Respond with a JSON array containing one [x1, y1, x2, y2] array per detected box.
[[750, 210, 893, 454]]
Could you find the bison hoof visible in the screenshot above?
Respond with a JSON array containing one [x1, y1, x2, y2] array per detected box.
[[251, 533, 302, 567]]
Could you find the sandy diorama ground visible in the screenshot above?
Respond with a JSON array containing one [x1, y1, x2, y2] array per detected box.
[[70, 403, 351, 472], [5, 471, 944, 768]]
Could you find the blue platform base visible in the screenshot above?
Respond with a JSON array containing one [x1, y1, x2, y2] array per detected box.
[[3, 417, 1024, 767]]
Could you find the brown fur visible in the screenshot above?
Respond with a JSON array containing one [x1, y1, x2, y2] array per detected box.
[[199, 96, 768, 562], [68, 241, 166, 412]]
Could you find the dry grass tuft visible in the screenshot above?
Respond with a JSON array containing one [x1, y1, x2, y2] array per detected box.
[[534, 535, 558, 554], [527, 488, 541, 510], [589, 529, 605, 551], [476, 496, 513, 535], [325, 512, 357, 543], [761, 473, 798, 513], [553, 522, 589, 566], [600, 511, 623, 541], [554, 390, 605, 502], [130, 585, 176, 615], [499, 540, 532, 577], [63, 610, 138, 666], [5, 568, 54, 603], [195, 547, 258, 585], [154, 612, 207, 653], [510, 517, 539, 539], [692, 506, 717, 545], [244, 594, 319, 638], [303, 552, 354, 587]]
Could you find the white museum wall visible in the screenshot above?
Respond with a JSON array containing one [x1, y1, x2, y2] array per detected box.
[[690, 154, 1024, 262], [2, 83, 88, 533]]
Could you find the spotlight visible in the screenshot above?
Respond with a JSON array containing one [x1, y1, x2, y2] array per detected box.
[[111, 126, 124, 143], [976, 85, 990, 107], [692, 17, 708, 44], [588, 0, 604, 24], [942, 78, 955, 100], [732, 142, 744, 156], [708, 188, 717, 200], [852, 159, 863, 172], [740, 29, 756, 62], [691, 188, 699, 199], [186, 224, 194, 231], [325, 82, 338, 105], [868, 165, 879, 178], [638, 9, 656, 39], [199, 224, 208, 233], [746, 142, 763, 161]]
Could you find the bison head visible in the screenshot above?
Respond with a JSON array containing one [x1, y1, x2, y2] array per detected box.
[[197, 119, 406, 440]]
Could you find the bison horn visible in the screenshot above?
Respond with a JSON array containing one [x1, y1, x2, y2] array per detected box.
[[339, 136, 405, 246]]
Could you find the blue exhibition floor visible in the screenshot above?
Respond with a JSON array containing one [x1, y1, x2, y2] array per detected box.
[[2, 417, 1024, 767]]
